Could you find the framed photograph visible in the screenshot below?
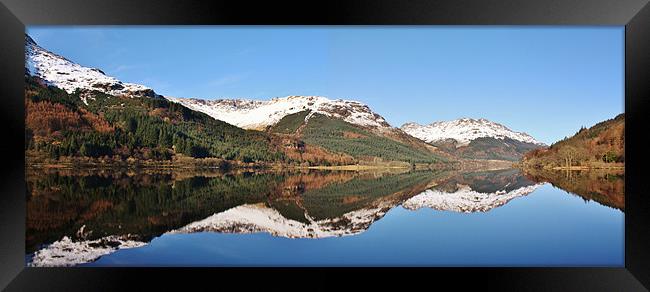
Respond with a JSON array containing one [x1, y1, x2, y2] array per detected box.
[[1, 0, 648, 290]]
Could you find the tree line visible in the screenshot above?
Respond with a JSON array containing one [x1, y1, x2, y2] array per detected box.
[[25, 76, 284, 162]]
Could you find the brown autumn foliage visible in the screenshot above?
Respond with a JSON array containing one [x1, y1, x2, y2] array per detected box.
[[148, 107, 183, 124], [524, 168, 624, 211], [271, 135, 357, 166], [25, 98, 86, 137], [342, 131, 367, 139], [342, 195, 363, 204], [79, 200, 115, 221], [270, 171, 357, 199], [521, 114, 624, 169], [25, 98, 114, 141], [80, 108, 114, 133], [26, 191, 82, 233]]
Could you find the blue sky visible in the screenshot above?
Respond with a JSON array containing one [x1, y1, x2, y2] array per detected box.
[[27, 26, 624, 144]]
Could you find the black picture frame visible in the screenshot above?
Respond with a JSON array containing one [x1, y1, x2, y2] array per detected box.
[[1, 0, 648, 291]]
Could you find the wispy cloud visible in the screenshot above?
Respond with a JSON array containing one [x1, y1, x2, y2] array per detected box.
[[67, 28, 112, 49], [236, 48, 255, 56], [106, 47, 128, 59], [108, 64, 140, 74], [208, 74, 246, 87], [137, 77, 171, 93]]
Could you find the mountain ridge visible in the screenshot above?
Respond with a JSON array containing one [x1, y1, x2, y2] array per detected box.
[[400, 118, 545, 161], [401, 117, 544, 146], [24, 34, 451, 166], [26, 35, 159, 102], [166, 95, 394, 132]]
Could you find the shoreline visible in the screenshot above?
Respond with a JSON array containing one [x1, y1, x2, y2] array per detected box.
[[26, 162, 438, 172], [305, 165, 410, 170], [25, 153, 457, 172], [516, 165, 625, 171], [32, 154, 612, 173], [550, 166, 624, 170]]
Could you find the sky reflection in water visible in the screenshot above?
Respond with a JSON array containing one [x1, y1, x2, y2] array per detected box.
[[26, 168, 624, 267]]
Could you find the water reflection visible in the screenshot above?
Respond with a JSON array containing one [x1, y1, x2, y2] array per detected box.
[[523, 168, 624, 211], [25, 167, 623, 266], [403, 169, 542, 212]]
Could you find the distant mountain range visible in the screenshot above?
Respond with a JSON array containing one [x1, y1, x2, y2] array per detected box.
[[401, 118, 545, 161], [402, 168, 541, 212], [401, 118, 543, 146], [25, 34, 547, 164], [167, 95, 449, 164]]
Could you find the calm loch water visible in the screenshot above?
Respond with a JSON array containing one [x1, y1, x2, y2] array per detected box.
[[26, 168, 624, 267]]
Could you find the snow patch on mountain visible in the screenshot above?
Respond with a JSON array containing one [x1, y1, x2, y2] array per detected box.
[[166, 95, 392, 131], [168, 201, 393, 238], [25, 34, 157, 102], [401, 183, 542, 213], [401, 118, 544, 147], [25, 33, 388, 131], [28, 235, 146, 267]]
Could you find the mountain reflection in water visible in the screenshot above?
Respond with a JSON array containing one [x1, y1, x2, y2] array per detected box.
[[25, 167, 623, 267], [523, 168, 624, 211]]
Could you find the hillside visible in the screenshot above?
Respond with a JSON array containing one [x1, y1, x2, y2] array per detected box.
[[520, 114, 624, 169], [24, 34, 451, 167], [167, 95, 455, 165], [270, 110, 451, 166], [26, 35, 157, 99], [166, 95, 393, 132], [401, 118, 545, 161], [24, 77, 449, 167], [25, 76, 283, 165]]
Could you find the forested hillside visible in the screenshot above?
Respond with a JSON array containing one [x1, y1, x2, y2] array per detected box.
[[271, 111, 450, 165], [25, 76, 283, 164], [520, 114, 624, 169], [25, 76, 453, 167], [431, 136, 542, 161]]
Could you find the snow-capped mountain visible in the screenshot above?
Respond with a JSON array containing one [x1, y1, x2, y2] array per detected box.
[[28, 180, 538, 266], [28, 235, 146, 267], [402, 183, 541, 213], [26, 199, 396, 266], [25, 34, 158, 102], [166, 96, 393, 131], [25, 168, 542, 266], [403, 168, 542, 212], [168, 200, 394, 239], [24, 34, 388, 133], [401, 118, 544, 147]]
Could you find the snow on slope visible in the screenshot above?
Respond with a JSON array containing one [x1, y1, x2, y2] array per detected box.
[[401, 118, 544, 147], [168, 201, 394, 239], [26, 181, 542, 266], [28, 235, 146, 267], [27, 199, 395, 266], [166, 96, 393, 131], [25, 35, 157, 103], [169, 182, 542, 238], [402, 183, 542, 213]]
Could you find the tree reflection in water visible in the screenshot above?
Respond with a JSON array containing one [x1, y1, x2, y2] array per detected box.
[[26, 166, 623, 266]]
